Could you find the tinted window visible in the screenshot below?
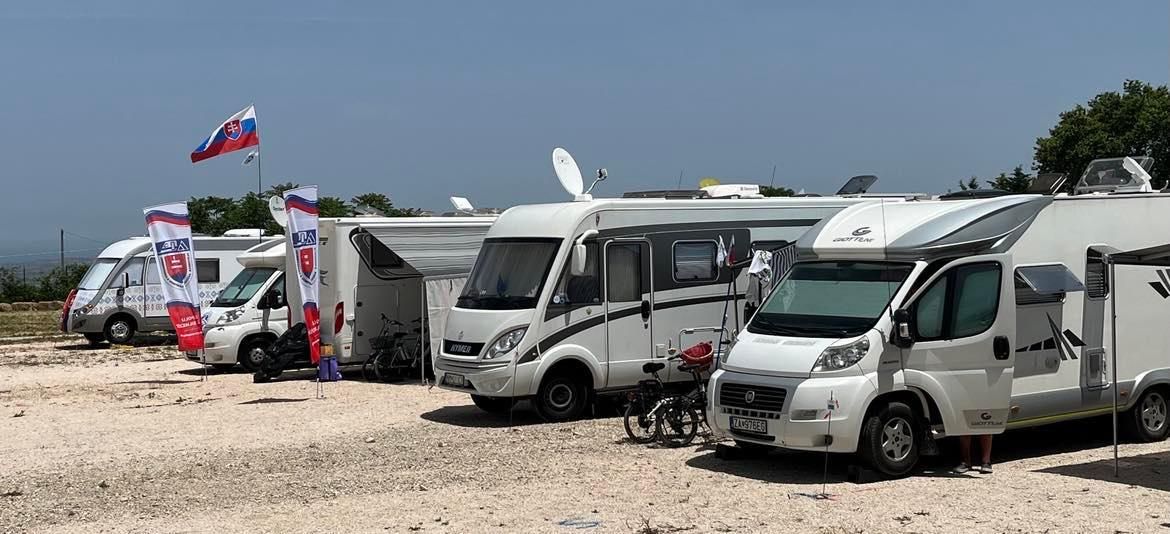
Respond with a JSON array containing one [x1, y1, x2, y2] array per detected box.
[[912, 262, 1002, 341], [145, 258, 160, 285], [550, 242, 600, 307], [914, 277, 947, 339], [606, 243, 643, 303], [110, 258, 145, 288], [196, 259, 220, 283], [673, 241, 717, 282]]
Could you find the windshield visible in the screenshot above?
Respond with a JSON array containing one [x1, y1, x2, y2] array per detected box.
[[457, 238, 561, 310], [78, 259, 119, 290], [749, 261, 913, 338], [212, 267, 276, 308]]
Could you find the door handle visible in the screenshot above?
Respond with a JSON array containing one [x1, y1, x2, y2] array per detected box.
[[993, 335, 1010, 360], [640, 300, 651, 321]]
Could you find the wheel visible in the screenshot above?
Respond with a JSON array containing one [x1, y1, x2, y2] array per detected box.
[[534, 372, 589, 422], [373, 352, 404, 382], [103, 316, 136, 345], [623, 399, 659, 444], [655, 398, 699, 448], [471, 395, 514, 415], [860, 401, 919, 478], [237, 337, 272, 371], [83, 333, 106, 346], [1123, 388, 1170, 442], [733, 440, 773, 455]]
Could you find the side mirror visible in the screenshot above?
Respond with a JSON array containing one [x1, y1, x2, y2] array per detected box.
[[892, 308, 914, 349], [570, 243, 589, 276]]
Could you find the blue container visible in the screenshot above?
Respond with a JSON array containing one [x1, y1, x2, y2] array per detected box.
[[318, 357, 340, 382]]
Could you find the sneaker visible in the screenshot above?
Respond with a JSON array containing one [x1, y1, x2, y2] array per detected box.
[[979, 464, 993, 474], [953, 463, 971, 474]]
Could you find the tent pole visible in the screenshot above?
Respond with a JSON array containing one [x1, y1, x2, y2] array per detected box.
[[1109, 257, 1119, 478], [420, 279, 426, 385]]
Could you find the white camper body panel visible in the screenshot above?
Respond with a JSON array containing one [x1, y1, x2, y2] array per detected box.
[[710, 193, 1170, 467], [436, 197, 882, 419], [190, 240, 288, 368]]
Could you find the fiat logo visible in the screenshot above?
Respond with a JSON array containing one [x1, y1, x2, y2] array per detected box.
[[744, 390, 756, 404]]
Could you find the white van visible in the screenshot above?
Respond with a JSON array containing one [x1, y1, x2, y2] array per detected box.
[[187, 239, 288, 369], [436, 195, 888, 421], [709, 158, 1170, 477], [62, 233, 276, 345]]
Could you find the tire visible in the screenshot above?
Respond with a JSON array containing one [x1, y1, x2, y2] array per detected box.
[[534, 372, 589, 422], [860, 401, 920, 478], [1123, 388, 1170, 442], [471, 395, 514, 415], [83, 333, 106, 346], [655, 398, 699, 448], [238, 337, 272, 371], [623, 399, 659, 444], [103, 316, 136, 345]]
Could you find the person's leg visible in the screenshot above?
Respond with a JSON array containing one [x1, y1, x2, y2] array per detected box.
[[956, 436, 972, 472], [978, 435, 993, 473]]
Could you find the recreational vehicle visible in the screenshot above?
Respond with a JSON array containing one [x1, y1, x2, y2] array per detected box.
[[708, 157, 1170, 477], [61, 233, 276, 345], [435, 196, 888, 421], [186, 239, 288, 369], [284, 217, 496, 370]]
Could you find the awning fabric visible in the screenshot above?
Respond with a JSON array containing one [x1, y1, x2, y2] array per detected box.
[[1104, 244, 1170, 266], [360, 222, 493, 280]]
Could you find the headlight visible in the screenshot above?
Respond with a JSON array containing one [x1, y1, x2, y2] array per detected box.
[[485, 327, 527, 359], [215, 308, 244, 325], [813, 337, 869, 372]]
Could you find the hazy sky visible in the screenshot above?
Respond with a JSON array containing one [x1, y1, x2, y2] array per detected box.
[[1, 1, 1166, 258]]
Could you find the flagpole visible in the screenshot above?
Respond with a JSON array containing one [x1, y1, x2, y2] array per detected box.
[[256, 150, 263, 243]]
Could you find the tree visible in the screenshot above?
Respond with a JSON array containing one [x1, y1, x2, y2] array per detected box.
[[957, 176, 980, 191], [186, 188, 417, 236], [1035, 80, 1169, 190], [351, 193, 419, 217], [986, 165, 1033, 193], [759, 185, 795, 197], [36, 264, 88, 300], [318, 196, 351, 218]]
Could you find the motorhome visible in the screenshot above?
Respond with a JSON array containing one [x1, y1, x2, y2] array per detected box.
[[61, 233, 276, 345], [284, 217, 497, 371], [709, 157, 1170, 477], [435, 195, 891, 421], [186, 239, 288, 369]]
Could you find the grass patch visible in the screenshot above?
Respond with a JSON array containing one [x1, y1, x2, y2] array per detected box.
[[0, 311, 61, 338]]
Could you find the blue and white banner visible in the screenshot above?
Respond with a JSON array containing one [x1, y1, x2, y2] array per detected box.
[[143, 202, 204, 351], [284, 186, 321, 364]]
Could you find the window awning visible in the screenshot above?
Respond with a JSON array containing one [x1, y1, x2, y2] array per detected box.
[[1103, 244, 1170, 267], [357, 222, 494, 280], [1015, 264, 1084, 294]]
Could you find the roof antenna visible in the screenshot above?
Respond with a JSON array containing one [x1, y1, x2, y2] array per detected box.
[[586, 168, 607, 194]]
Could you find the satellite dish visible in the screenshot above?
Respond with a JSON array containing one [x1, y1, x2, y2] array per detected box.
[[552, 147, 585, 198], [698, 177, 720, 188], [268, 196, 288, 228], [450, 196, 474, 213]]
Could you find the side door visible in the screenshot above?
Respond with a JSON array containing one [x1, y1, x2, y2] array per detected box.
[[903, 254, 1016, 435], [110, 257, 146, 318], [144, 257, 166, 321], [604, 240, 654, 388]]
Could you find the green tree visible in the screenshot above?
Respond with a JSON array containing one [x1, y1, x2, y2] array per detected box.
[[36, 264, 88, 300], [986, 165, 1033, 193], [318, 196, 351, 218], [0, 267, 37, 302], [187, 196, 237, 237], [759, 185, 795, 197], [958, 176, 980, 191], [351, 192, 419, 217], [1035, 80, 1169, 190]]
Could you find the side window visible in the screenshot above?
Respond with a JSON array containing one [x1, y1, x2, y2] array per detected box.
[[606, 243, 643, 303], [271, 273, 286, 303], [673, 241, 717, 282], [1086, 251, 1108, 299], [550, 242, 600, 307], [196, 259, 220, 283], [110, 258, 145, 288], [911, 262, 1002, 340], [145, 258, 160, 285]]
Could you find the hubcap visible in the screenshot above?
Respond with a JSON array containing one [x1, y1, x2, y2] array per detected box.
[[1141, 392, 1167, 433], [248, 347, 266, 365], [547, 383, 573, 410], [110, 322, 130, 340], [881, 417, 914, 462]]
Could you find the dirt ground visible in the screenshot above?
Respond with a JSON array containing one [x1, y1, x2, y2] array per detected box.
[[1, 335, 1168, 533]]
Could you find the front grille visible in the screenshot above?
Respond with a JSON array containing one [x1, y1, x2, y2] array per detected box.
[[718, 382, 786, 413], [721, 407, 783, 420], [443, 340, 485, 357], [436, 358, 508, 373]]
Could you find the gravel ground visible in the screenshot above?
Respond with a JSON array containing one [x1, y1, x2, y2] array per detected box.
[[1, 338, 1168, 533]]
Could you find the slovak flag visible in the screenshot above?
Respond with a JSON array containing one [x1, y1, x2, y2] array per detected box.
[[190, 105, 260, 163]]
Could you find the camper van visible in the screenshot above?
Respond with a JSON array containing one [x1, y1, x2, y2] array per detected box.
[[187, 239, 287, 369], [709, 157, 1170, 477], [435, 195, 889, 421], [284, 217, 496, 370], [62, 233, 276, 345]]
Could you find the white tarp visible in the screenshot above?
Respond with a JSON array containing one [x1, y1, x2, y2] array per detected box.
[[424, 277, 467, 363], [362, 223, 493, 279]]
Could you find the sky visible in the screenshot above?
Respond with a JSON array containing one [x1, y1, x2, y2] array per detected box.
[[0, 0, 1167, 259]]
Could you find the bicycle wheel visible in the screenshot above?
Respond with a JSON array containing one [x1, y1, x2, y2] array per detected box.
[[373, 351, 400, 382], [656, 398, 699, 448], [623, 399, 658, 444]]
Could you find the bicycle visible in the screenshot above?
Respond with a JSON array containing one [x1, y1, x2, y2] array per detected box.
[[364, 314, 426, 382], [623, 361, 668, 443], [655, 341, 714, 448]]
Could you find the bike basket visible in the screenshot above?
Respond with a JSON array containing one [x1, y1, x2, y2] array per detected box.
[[369, 336, 396, 350], [680, 341, 714, 368]]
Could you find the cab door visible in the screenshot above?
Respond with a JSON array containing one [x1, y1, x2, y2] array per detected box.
[[903, 254, 1016, 435], [604, 240, 653, 387]]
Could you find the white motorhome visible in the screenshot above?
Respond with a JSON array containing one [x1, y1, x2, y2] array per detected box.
[[285, 217, 496, 370], [709, 158, 1170, 477], [435, 196, 888, 421], [61, 233, 276, 345], [186, 239, 288, 369]]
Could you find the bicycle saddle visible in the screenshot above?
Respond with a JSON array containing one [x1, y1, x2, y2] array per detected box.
[[642, 362, 666, 374]]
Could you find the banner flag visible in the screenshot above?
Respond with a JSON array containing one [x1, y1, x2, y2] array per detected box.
[[143, 202, 205, 351], [284, 186, 321, 364], [190, 105, 260, 163]]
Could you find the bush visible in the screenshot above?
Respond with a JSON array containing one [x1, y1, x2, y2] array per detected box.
[[0, 264, 88, 304]]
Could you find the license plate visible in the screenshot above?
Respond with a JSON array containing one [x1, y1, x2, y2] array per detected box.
[[447, 343, 475, 355], [442, 373, 467, 387], [729, 416, 767, 434]]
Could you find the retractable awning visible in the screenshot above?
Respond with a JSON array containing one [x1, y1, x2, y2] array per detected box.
[[1103, 243, 1170, 267], [358, 222, 494, 280]]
